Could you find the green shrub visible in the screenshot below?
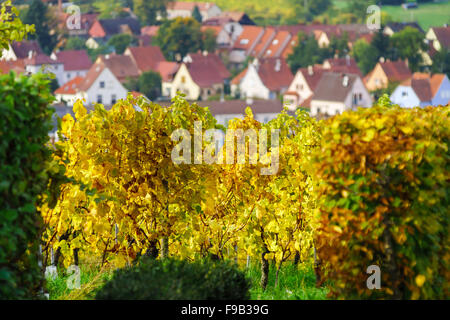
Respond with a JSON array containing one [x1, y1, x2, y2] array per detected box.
[[0, 72, 54, 299], [95, 258, 251, 300]]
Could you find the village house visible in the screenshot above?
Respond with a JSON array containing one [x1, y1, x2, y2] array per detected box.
[[166, 2, 222, 20], [390, 73, 450, 108], [231, 58, 293, 100], [0, 59, 26, 75], [1, 40, 43, 61], [283, 65, 325, 111], [198, 99, 284, 127], [323, 56, 363, 77], [51, 50, 92, 85], [123, 46, 166, 74], [170, 52, 230, 100], [383, 22, 424, 37], [86, 17, 141, 49], [426, 25, 450, 51], [364, 59, 412, 91], [217, 12, 255, 26], [54, 61, 128, 107], [310, 72, 372, 116], [202, 20, 244, 48], [229, 25, 265, 67], [95, 53, 140, 83], [24, 52, 65, 86]]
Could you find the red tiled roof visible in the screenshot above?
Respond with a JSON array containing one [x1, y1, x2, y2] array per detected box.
[[55, 50, 92, 71], [325, 57, 363, 77], [262, 30, 292, 58], [412, 78, 433, 102], [379, 60, 412, 83], [156, 61, 180, 82], [186, 53, 230, 87], [257, 58, 293, 91], [234, 26, 264, 51], [430, 74, 446, 97], [55, 76, 84, 95], [125, 46, 166, 73], [0, 59, 26, 74], [401, 72, 447, 101], [251, 27, 276, 57], [231, 67, 248, 85]]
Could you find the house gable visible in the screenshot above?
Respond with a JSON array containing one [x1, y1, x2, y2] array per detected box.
[[390, 85, 420, 108], [239, 64, 270, 99]]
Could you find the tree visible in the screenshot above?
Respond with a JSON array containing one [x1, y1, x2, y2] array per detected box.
[[138, 71, 162, 100], [133, 0, 173, 26], [326, 33, 350, 58], [352, 39, 378, 75], [287, 32, 326, 73], [155, 17, 204, 61], [192, 5, 202, 23], [371, 28, 392, 60], [23, 0, 57, 55], [0, 0, 34, 58], [431, 48, 450, 78], [390, 26, 427, 72], [108, 33, 136, 54], [202, 29, 217, 53], [64, 37, 87, 51]]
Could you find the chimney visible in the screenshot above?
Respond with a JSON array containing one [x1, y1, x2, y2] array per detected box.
[[342, 75, 349, 87], [346, 54, 350, 66], [246, 97, 254, 105], [275, 59, 281, 72], [405, 58, 409, 68], [379, 56, 385, 63], [28, 50, 33, 59], [308, 65, 313, 76], [202, 50, 208, 56], [105, 54, 110, 60]]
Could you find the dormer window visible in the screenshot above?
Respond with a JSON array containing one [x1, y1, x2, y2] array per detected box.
[[240, 39, 249, 45], [272, 39, 279, 45]]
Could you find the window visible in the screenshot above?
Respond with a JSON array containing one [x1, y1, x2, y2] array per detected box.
[[181, 76, 186, 84], [402, 91, 408, 97], [272, 39, 279, 45], [67, 73, 71, 79], [111, 94, 116, 105], [97, 95, 102, 103], [359, 93, 362, 100], [100, 81, 105, 88]]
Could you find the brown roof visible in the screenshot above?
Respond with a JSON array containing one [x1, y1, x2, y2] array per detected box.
[[197, 99, 283, 116], [55, 76, 85, 95], [24, 53, 60, 66], [156, 61, 180, 82], [256, 58, 293, 92], [379, 60, 412, 83], [55, 50, 92, 71], [125, 46, 166, 73], [186, 53, 230, 87], [96, 54, 139, 82], [298, 66, 326, 91], [78, 62, 106, 91], [325, 57, 363, 77], [10, 40, 43, 59], [312, 72, 360, 103], [412, 78, 433, 102], [432, 26, 450, 49]]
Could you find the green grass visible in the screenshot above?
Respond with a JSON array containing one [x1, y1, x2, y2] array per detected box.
[[382, 1, 450, 30], [247, 262, 328, 300], [46, 260, 327, 300]]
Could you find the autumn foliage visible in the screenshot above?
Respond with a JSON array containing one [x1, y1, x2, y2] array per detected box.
[[312, 100, 449, 299], [40, 94, 449, 299]]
